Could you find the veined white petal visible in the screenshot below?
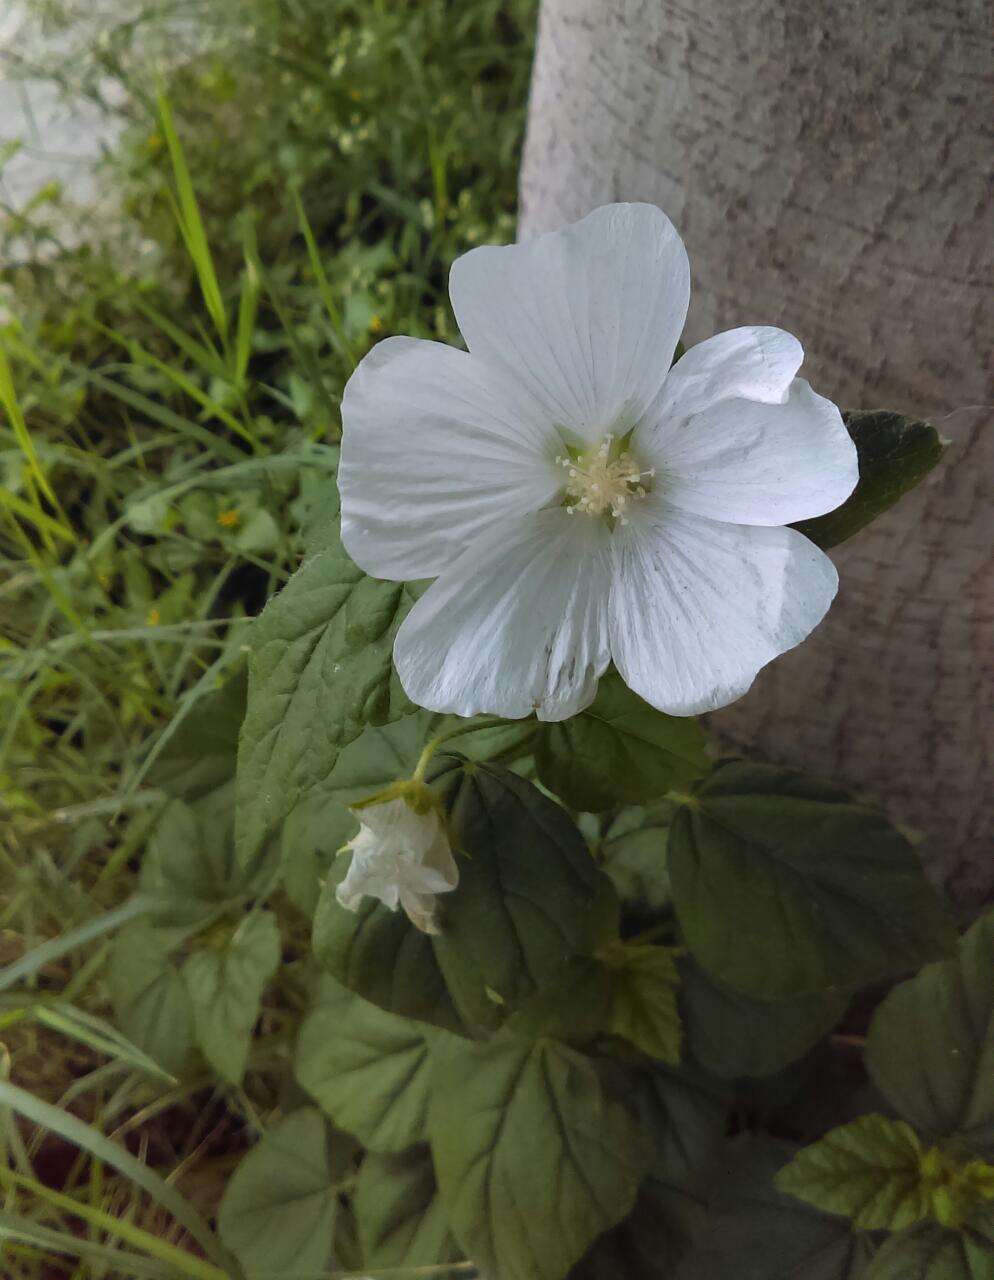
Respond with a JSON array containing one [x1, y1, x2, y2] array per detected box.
[[337, 798, 458, 934], [399, 891, 442, 935], [339, 337, 562, 580], [393, 509, 613, 722], [652, 326, 804, 421], [641, 378, 858, 526], [352, 794, 439, 857], [609, 505, 839, 715], [449, 204, 690, 447]]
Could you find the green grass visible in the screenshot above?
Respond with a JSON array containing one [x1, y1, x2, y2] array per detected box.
[[0, 1, 534, 1273]]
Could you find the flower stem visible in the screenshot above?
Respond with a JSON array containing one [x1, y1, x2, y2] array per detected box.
[[411, 716, 514, 782]]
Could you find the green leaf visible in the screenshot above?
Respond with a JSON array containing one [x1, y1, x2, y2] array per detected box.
[[601, 943, 682, 1064], [319, 709, 437, 805], [148, 667, 247, 800], [181, 911, 281, 1084], [217, 1108, 343, 1278], [235, 534, 416, 863], [680, 957, 848, 1079], [330, 708, 536, 805], [429, 1035, 652, 1280], [669, 762, 956, 998], [311, 857, 463, 1032], [775, 1115, 932, 1231], [676, 1136, 875, 1280], [296, 977, 439, 1153], [280, 791, 357, 919], [353, 1147, 461, 1271], [233, 507, 279, 555], [569, 1178, 702, 1279], [794, 409, 947, 550], [536, 671, 707, 811], [861, 1221, 992, 1280], [865, 911, 994, 1158], [501, 955, 614, 1046], [142, 794, 275, 926], [157, 93, 228, 342], [107, 922, 194, 1076], [431, 759, 615, 1031], [284, 707, 535, 923], [631, 1060, 728, 1187], [594, 801, 674, 912]]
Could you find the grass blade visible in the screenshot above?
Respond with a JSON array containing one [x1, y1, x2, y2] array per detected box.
[[0, 1170, 230, 1280], [0, 1207, 197, 1280], [0, 897, 151, 995], [34, 1002, 176, 1084], [234, 226, 262, 386], [0, 1081, 236, 1274], [157, 93, 228, 344], [0, 483, 74, 543], [291, 189, 354, 369], [0, 339, 59, 510], [85, 371, 243, 463]]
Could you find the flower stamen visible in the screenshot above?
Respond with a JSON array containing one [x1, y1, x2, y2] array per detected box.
[[558, 435, 654, 524]]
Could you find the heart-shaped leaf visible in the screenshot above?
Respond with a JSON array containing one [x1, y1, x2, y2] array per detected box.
[[669, 762, 956, 998], [353, 1146, 461, 1271], [181, 910, 280, 1084], [865, 911, 994, 1158], [536, 670, 707, 811], [296, 977, 440, 1153], [235, 532, 416, 863], [218, 1107, 348, 1278], [680, 956, 848, 1078], [429, 1034, 651, 1280]]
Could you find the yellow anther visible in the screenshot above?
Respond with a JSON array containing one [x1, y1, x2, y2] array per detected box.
[[558, 435, 654, 523]]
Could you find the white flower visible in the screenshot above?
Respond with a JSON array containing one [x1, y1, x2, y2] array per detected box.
[[339, 203, 858, 720], [337, 796, 458, 934]]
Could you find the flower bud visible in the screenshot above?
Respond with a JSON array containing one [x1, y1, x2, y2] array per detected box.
[[336, 789, 457, 934]]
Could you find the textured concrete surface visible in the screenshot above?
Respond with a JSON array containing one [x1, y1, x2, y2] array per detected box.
[[0, 3, 126, 215]]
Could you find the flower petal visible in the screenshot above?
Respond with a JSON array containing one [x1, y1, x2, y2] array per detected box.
[[339, 337, 562, 580], [337, 852, 401, 913], [449, 203, 690, 446], [421, 825, 459, 891], [400, 891, 442, 935], [350, 797, 436, 857], [609, 506, 839, 715], [642, 378, 858, 526], [393, 509, 613, 721], [653, 326, 804, 420]]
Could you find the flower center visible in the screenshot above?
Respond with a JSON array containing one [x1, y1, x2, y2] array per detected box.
[[556, 434, 654, 524]]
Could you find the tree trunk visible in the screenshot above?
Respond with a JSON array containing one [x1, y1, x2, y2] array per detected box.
[[519, 0, 992, 910]]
